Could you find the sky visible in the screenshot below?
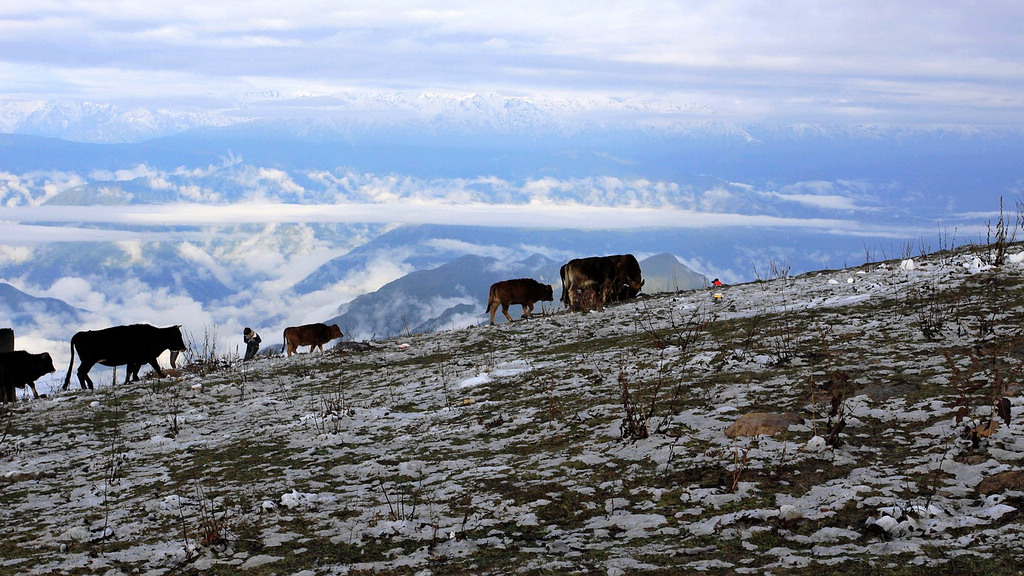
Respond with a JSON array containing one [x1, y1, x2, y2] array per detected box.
[[2, 1, 1023, 126]]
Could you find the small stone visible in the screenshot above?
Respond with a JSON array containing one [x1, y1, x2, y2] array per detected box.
[[725, 412, 803, 438]]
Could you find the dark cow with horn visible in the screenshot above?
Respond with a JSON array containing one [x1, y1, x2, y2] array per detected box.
[[64, 324, 186, 391], [486, 278, 554, 325], [0, 351, 56, 403], [560, 254, 644, 312], [283, 323, 343, 356]]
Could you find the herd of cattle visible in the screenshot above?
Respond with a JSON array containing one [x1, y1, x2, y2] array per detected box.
[[0, 254, 644, 403], [487, 253, 643, 324]]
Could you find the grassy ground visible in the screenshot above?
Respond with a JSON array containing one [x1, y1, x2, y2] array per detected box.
[[3, 244, 1024, 575]]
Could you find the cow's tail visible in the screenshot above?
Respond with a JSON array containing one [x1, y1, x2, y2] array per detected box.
[[485, 285, 497, 316], [559, 264, 569, 308], [282, 328, 289, 356], [63, 334, 77, 390]]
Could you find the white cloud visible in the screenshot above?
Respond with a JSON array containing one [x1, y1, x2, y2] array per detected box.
[[768, 180, 878, 212], [0, 222, 144, 244], [769, 193, 864, 211], [0, 170, 87, 206], [423, 238, 516, 260], [46, 276, 107, 312], [115, 240, 145, 263], [337, 256, 416, 301], [257, 168, 305, 196], [2, 201, 938, 236], [0, 244, 33, 264], [699, 187, 735, 212], [178, 242, 234, 286]]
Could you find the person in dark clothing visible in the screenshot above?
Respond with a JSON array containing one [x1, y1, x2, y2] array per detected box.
[[243, 327, 262, 361]]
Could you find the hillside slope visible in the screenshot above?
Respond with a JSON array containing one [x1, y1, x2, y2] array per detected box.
[[2, 243, 1024, 575]]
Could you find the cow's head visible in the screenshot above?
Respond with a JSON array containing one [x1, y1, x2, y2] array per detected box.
[[621, 278, 644, 299], [39, 352, 56, 374], [542, 284, 554, 301], [328, 324, 344, 339], [168, 325, 187, 351]]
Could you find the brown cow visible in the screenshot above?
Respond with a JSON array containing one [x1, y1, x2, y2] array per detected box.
[[283, 323, 343, 356], [487, 278, 554, 325], [560, 254, 644, 312]]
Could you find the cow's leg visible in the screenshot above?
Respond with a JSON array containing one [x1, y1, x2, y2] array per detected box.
[[502, 303, 515, 323], [521, 302, 534, 320], [149, 358, 165, 378], [600, 284, 615, 310], [580, 286, 601, 312], [28, 382, 39, 399], [571, 282, 594, 312], [77, 361, 96, 390], [571, 286, 586, 312]]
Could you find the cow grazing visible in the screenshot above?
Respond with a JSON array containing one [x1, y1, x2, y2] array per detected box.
[[0, 351, 56, 403], [283, 323, 343, 356], [560, 254, 644, 312], [486, 278, 554, 325], [63, 324, 186, 391]]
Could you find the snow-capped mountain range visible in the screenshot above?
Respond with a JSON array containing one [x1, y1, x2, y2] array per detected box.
[[3, 92, 1008, 147], [0, 92, 721, 144]]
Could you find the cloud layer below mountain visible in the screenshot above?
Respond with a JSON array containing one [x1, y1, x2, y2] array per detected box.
[[1, 201, 951, 239]]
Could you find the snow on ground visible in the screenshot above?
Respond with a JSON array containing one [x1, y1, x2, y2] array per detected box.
[[3, 245, 1024, 574]]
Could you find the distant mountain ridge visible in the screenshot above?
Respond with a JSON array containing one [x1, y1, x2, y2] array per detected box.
[[0, 100, 233, 143], [0, 94, 718, 144], [0, 282, 86, 328], [3, 95, 1019, 147], [639, 253, 709, 293]]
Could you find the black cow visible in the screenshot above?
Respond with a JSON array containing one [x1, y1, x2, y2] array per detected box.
[[0, 351, 56, 403], [63, 324, 186, 390], [560, 254, 644, 312]]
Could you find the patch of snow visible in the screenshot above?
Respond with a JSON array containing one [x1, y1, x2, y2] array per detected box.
[[280, 490, 321, 510], [240, 555, 285, 570], [587, 513, 667, 539], [804, 435, 827, 453], [778, 504, 804, 521]]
